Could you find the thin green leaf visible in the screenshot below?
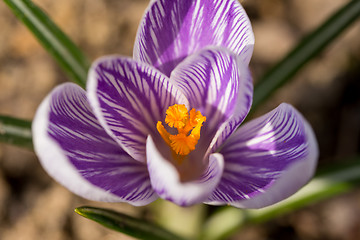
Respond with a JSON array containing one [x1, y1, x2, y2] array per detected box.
[[200, 157, 360, 240], [252, 0, 360, 111], [75, 206, 189, 240], [4, 0, 90, 88], [0, 115, 32, 149]]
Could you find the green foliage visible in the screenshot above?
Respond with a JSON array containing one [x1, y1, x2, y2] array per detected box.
[[75, 206, 188, 240], [252, 0, 360, 111], [4, 0, 90, 88], [0, 115, 32, 149]]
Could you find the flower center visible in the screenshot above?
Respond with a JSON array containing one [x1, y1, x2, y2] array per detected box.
[[156, 104, 206, 163]]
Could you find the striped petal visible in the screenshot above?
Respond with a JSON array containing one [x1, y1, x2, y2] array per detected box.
[[206, 103, 318, 208], [87, 56, 187, 162], [170, 47, 253, 152], [146, 135, 224, 206], [32, 83, 157, 206], [134, 0, 254, 76]]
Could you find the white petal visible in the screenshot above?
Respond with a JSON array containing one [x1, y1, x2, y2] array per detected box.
[[146, 135, 224, 206]]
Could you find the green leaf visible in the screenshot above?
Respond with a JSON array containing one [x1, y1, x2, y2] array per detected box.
[[4, 0, 90, 88], [199, 157, 360, 240], [252, 0, 360, 111], [75, 206, 189, 240], [0, 115, 32, 149]]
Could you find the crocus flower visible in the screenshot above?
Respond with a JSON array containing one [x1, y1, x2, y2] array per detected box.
[[33, 0, 318, 208]]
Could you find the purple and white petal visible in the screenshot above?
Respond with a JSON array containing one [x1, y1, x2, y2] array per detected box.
[[87, 56, 187, 162], [146, 136, 224, 206], [206, 103, 318, 208], [134, 0, 254, 76], [33, 83, 158, 206], [170, 47, 253, 151]]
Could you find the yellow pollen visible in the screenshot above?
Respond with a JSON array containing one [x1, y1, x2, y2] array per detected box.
[[165, 104, 188, 129], [156, 104, 206, 159]]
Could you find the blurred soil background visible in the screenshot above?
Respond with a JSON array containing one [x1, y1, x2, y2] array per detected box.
[[0, 0, 360, 239]]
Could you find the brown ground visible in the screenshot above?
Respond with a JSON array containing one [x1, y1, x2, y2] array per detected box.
[[0, 0, 360, 239]]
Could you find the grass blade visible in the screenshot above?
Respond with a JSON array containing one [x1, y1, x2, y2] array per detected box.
[[75, 206, 189, 240], [4, 0, 90, 87], [0, 115, 32, 149], [252, 0, 360, 110]]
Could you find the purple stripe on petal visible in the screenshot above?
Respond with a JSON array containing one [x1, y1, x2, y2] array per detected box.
[[170, 47, 253, 152], [87, 56, 187, 162], [146, 136, 224, 206], [134, 0, 254, 76], [33, 83, 158, 205], [206, 103, 318, 208]]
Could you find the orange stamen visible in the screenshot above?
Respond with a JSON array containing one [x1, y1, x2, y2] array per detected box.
[[156, 104, 206, 163]]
